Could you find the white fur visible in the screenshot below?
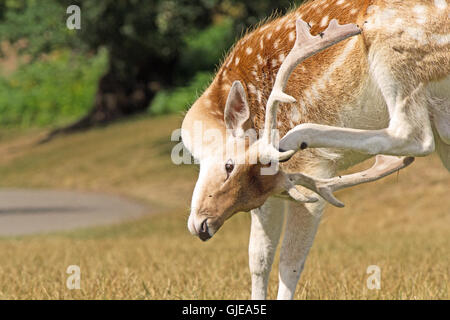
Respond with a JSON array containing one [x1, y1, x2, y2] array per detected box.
[[249, 198, 285, 299]]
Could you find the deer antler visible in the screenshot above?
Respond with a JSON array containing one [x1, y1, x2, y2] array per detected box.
[[262, 19, 361, 161], [284, 156, 414, 207], [261, 19, 415, 207]]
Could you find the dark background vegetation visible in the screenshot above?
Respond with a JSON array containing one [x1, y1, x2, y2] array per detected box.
[[0, 0, 297, 134]]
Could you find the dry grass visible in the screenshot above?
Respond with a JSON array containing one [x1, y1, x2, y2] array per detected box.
[[0, 114, 197, 210], [0, 114, 448, 299]]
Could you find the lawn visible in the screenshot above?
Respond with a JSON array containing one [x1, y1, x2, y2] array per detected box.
[[0, 114, 448, 299]]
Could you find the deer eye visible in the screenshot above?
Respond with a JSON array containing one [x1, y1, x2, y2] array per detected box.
[[225, 159, 234, 178]]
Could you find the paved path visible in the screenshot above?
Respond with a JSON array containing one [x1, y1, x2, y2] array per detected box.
[[0, 189, 149, 236]]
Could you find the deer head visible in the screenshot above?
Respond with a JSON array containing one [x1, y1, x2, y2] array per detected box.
[[182, 19, 414, 241]]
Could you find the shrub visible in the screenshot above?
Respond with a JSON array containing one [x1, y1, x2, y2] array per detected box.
[[0, 48, 107, 127], [149, 72, 213, 115]]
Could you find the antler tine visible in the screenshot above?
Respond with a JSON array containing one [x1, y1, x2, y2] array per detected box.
[[282, 178, 319, 203], [285, 156, 415, 207], [262, 19, 361, 150]]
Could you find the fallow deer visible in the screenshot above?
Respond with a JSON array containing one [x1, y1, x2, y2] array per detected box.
[[180, 0, 449, 299]]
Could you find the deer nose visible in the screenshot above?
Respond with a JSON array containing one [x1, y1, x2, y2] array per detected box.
[[198, 219, 212, 241]]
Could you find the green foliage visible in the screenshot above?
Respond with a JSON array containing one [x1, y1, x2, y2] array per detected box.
[[150, 18, 234, 115], [0, 49, 107, 127], [56, 0, 296, 82], [0, 0, 303, 127], [60, 0, 220, 81], [0, 0, 83, 58], [149, 72, 213, 115], [178, 18, 234, 82]]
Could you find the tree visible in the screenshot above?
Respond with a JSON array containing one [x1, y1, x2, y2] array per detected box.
[[0, 0, 297, 138]]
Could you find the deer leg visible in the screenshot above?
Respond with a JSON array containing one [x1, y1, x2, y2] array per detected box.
[[430, 97, 450, 171], [249, 197, 285, 300], [280, 83, 435, 157], [277, 200, 325, 300], [430, 97, 450, 145]]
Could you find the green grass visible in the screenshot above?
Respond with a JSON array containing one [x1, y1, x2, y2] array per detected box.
[[0, 114, 448, 299]]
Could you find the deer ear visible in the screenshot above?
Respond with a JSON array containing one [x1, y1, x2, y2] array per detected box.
[[224, 81, 251, 136]]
